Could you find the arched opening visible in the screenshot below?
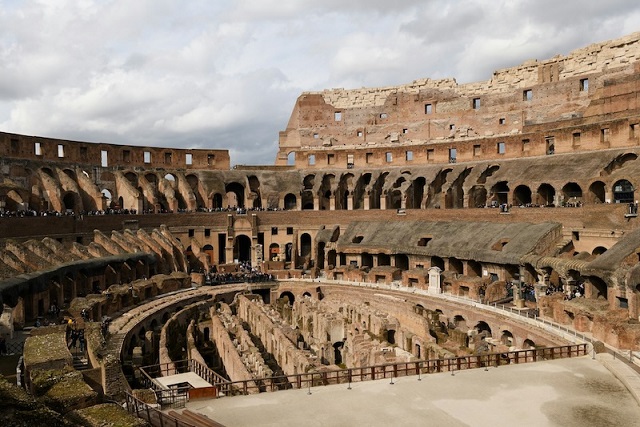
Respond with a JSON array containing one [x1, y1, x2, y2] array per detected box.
[[500, 330, 514, 346], [302, 175, 315, 210], [125, 172, 138, 187], [475, 321, 492, 336], [300, 233, 312, 264], [212, 193, 223, 209], [317, 242, 326, 269], [613, 179, 635, 204], [588, 181, 606, 204], [536, 183, 556, 206], [491, 181, 509, 205], [523, 339, 536, 349], [327, 250, 336, 268], [186, 174, 205, 209], [63, 193, 76, 212], [284, 193, 297, 210], [386, 329, 396, 345], [333, 341, 344, 365], [378, 253, 391, 266], [287, 152, 295, 165], [247, 175, 262, 209], [301, 191, 314, 210], [406, 177, 426, 209], [431, 256, 445, 270], [203, 244, 214, 265], [225, 182, 245, 208], [387, 189, 402, 210], [588, 276, 608, 300], [269, 243, 280, 261], [395, 254, 409, 270], [233, 235, 252, 262], [468, 185, 487, 208], [453, 315, 466, 329], [448, 258, 463, 275], [279, 291, 295, 305], [361, 252, 373, 269], [513, 185, 532, 206], [285, 243, 293, 263], [592, 246, 607, 256], [468, 260, 482, 277], [562, 182, 583, 205], [319, 174, 335, 211]]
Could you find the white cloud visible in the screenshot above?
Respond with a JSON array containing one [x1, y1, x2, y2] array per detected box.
[[1, 0, 639, 165]]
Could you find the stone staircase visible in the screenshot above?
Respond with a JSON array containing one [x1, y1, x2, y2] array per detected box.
[[73, 354, 90, 371]]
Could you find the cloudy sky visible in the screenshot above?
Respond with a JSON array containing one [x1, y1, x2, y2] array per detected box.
[[1, 0, 639, 166]]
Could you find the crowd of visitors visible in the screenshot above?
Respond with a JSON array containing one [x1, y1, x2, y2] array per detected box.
[[203, 261, 274, 285], [0, 205, 290, 219], [544, 282, 586, 300]]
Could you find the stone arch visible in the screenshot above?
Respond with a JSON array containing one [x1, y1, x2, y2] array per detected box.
[[225, 182, 245, 208], [395, 254, 409, 270], [406, 176, 426, 209], [453, 315, 466, 329], [592, 246, 607, 256], [284, 193, 297, 210], [279, 291, 295, 305], [468, 185, 487, 208], [62, 192, 79, 212], [431, 256, 445, 270], [369, 173, 388, 210], [353, 173, 372, 210], [501, 330, 514, 346], [475, 321, 492, 335], [445, 168, 471, 209], [562, 182, 583, 205], [125, 172, 138, 187], [490, 181, 509, 205], [513, 185, 532, 206], [523, 339, 536, 349], [319, 174, 335, 210], [302, 174, 315, 210], [613, 179, 635, 204], [337, 173, 355, 210], [269, 243, 280, 261], [186, 174, 205, 209], [536, 183, 556, 206], [448, 257, 463, 275], [588, 181, 606, 204]]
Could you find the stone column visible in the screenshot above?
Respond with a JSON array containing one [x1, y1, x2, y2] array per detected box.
[[380, 194, 387, 210], [329, 194, 336, 210], [364, 193, 370, 210], [347, 194, 354, 210]]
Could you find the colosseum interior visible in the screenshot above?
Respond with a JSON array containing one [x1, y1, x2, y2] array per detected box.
[[2, 31, 640, 426]]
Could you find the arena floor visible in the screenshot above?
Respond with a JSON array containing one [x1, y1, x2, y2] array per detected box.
[[184, 356, 640, 427]]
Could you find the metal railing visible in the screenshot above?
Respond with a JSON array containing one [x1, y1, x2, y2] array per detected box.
[[124, 392, 196, 427], [217, 344, 587, 397]]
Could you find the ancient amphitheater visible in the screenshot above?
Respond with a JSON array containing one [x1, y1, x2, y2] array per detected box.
[[2, 32, 640, 426]]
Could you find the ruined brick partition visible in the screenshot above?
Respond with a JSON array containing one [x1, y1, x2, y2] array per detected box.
[[277, 31, 640, 169]]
